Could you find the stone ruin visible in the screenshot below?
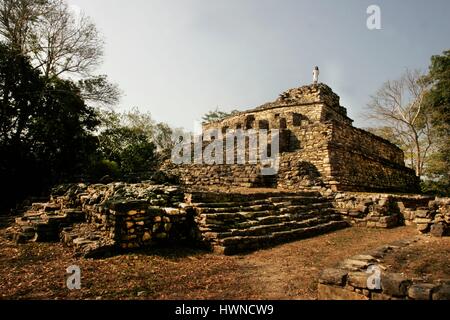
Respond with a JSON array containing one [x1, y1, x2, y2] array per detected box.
[[4, 82, 449, 301], [6, 83, 449, 260], [318, 237, 450, 300], [167, 83, 420, 193]]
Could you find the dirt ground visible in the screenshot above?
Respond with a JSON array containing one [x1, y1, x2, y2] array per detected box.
[[383, 236, 450, 282], [0, 224, 425, 300]]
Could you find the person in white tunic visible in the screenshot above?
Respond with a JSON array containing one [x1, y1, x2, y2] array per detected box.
[[313, 66, 320, 85]]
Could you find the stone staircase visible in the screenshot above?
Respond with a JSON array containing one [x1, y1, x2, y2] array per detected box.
[[186, 191, 349, 255]]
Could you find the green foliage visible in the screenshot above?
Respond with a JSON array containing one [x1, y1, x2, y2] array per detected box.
[[120, 140, 157, 175], [89, 159, 121, 180], [29, 77, 100, 179], [96, 109, 178, 177], [77, 75, 121, 107], [0, 42, 100, 208], [202, 108, 240, 124], [422, 50, 450, 196], [425, 50, 450, 131], [421, 179, 450, 197]]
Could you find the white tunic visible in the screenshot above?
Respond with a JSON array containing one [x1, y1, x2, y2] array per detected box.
[[313, 69, 320, 83]]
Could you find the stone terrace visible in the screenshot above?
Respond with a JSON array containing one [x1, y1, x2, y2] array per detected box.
[[167, 83, 419, 193]]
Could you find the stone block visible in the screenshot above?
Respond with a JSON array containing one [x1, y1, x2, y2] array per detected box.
[[372, 292, 391, 300], [348, 272, 370, 289], [319, 268, 348, 286], [341, 259, 369, 270], [407, 283, 436, 300], [381, 273, 411, 297], [318, 284, 368, 300], [432, 284, 450, 300], [416, 223, 430, 233], [414, 218, 432, 224], [414, 210, 429, 218], [107, 199, 148, 213], [430, 223, 447, 237]]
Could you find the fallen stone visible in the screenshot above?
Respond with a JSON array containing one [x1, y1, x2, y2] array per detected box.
[[371, 292, 391, 300], [381, 273, 411, 297], [414, 218, 432, 224], [349, 255, 378, 263], [407, 283, 436, 300], [340, 259, 369, 271], [416, 223, 430, 233], [348, 272, 370, 289], [430, 223, 447, 237], [319, 268, 348, 286], [432, 284, 450, 300], [317, 284, 368, 300], [414, 210, 429, 218]]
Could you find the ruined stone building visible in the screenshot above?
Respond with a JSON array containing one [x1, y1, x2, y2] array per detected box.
[[171, 83, 420, 193], [11, 84, 434, 258]]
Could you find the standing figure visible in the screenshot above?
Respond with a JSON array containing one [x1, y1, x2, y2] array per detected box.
[[313, 66, 320, 85]]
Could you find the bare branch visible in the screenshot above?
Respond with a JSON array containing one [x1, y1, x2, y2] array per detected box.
[[365, 69, 434, 178]]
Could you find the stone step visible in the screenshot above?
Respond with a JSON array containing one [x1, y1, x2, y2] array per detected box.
[[197, 210, 275, 223], [277, 202, 333, 212], [194, 201, 332, 215], [187, 191, 321, 203], [269, 196, 327, 205], [198, 209, 341, 231], [191, 199, 269, 208], [195, 203, 275, 214], [203, 215, 342, 239], [213, 220, 349, 255]]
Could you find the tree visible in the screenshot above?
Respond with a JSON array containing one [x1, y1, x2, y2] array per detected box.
[[0, 0, 49, 54], [0, 44, 43, 146], [29, 0, 103, 78], [28, 77, 100, 181], [77, 75, 121, 107], [0, 43, 43, 208], [120, 140, 157, 175], [96, 109, 180, 177], [0, 0, 120, 106], [421, 50, 450, 195], [202, 108, 240, 124], [0, 0, 102, 77], [0, 43, 100, 209], [366, 69, 433, 178]]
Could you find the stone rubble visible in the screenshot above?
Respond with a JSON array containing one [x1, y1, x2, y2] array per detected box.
[[318, 238, 450, 300], [6, 182, 449, 258], [333, 193, 449, 236], [7, 183, 192, 258]]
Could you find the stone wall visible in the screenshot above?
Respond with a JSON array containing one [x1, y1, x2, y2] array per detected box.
[[328, 121, 420, 192], [333, 192, 449, 236], [165, 163, 268, 188], [318, 239, 450, 300], [202, 84, 352, 133], [81, 184, 192, 250], [277, 123, 332, 189], [8, 183, 195, 257], [168, 83, 420, 193]]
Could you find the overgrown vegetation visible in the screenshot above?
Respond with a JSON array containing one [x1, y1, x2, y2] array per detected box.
[[366, 50, 450, 196], [0, 0, 183, 210], [202, 108, 240, 124]]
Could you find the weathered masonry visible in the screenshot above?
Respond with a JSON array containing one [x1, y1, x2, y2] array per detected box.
[[170, 84, 419, 193]]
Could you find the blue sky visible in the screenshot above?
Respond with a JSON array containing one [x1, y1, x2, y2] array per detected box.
[[68, 0, 450, 131]]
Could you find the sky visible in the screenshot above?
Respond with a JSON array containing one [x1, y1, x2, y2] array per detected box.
[[67, 0, 450, 131]]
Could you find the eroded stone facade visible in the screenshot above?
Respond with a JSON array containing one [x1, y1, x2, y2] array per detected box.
[[167, 84, 420, 193]]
